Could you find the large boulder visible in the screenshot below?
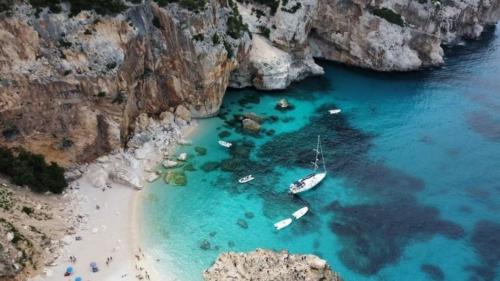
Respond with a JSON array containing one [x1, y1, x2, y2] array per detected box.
[[242, 118, 261, 133]]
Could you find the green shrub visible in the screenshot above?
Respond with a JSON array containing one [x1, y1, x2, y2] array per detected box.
[[223, 41, 234, 58], [258, 25, 270, 38], [153, 0, 206, 11], [193, 33, 204, 41], [372, 7, 404, 27], [28, 0, 127, 17], [152, 16, 162, 28], [0, 147, 67, 194], [21, 206, 34, 215], [212, 33, 220, 45], [0, 0, 14, 14], [97, 91, 107, 97]]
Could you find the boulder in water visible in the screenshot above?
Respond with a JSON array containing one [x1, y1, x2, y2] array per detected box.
[[200, 240, 211, 250], [162, 160, 178, 168], [237, 219, 248, 229], [164, 171, 187, 186], [177, 153, 188, 161], [195, 146, 207, 156], [242, 118, 261, 133], [202, 162, 220, 172]]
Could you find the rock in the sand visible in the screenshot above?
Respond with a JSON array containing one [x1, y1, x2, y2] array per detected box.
[[162, 160, 178, 168], [109, 167, 143, 190], [203, 249, 341, 281], [159, 111, 175, 125], [177, 153, 188, 161], [87, 168, 108, 189], [242, 119, 261, 133], [244, 212, 254, 219]]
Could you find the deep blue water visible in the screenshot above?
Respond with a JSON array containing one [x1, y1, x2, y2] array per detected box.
[[142, 25, 500, 281]]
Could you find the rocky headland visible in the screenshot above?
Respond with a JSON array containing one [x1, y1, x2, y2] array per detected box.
[[203, 248, 342, 281]]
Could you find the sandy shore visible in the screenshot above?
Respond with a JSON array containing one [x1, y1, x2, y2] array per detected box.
[[29, 122, 197, 281]]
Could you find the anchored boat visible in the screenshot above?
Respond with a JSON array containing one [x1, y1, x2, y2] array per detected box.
[[238, 175, 255, 183], [274, 218, 292, 230], [292, 207, 309, 219], [329, 109, 341, 115], [218, 140, 232, 148], [289, 135, 327, 194]]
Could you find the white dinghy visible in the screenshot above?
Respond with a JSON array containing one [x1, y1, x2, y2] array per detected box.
[[329, 109, 341, 115], [274, 218, 293, 230], [292, 207, 309, 219], [218, 140, 232, 148], [289, 135, 327, 194], [238, 175, 255, 183]]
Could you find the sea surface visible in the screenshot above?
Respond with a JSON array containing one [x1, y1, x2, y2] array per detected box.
[[142, 25, 500, 281]]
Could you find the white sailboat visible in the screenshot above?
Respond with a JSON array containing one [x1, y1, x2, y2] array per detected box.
[[289, 135, 327, 194], [238, 175, 255, 183], [274, 218, 293, 230], [292, 207, 309, 219], [218, 140, 232, 148], [329, 109, 341, 115]]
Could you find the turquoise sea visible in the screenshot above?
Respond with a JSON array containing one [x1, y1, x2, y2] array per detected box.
[[142, 25, 500, 281]]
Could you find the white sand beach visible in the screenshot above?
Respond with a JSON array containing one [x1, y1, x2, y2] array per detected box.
[[29, 117, 197, 281]]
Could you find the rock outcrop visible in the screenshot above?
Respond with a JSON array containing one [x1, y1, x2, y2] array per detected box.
[[310, 0, 500, 71], [203, 248, 342, 281]]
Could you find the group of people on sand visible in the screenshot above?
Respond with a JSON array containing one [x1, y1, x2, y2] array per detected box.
[[134, 248, 152, 280]]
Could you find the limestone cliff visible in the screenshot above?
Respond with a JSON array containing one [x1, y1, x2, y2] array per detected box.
[[203, 248, 342, 281], [0, 0, 249, 166], [310, 0, 500, 71]]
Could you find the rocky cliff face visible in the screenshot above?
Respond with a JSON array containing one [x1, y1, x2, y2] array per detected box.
[[1, 0, 499, 166], [0, 0, 249, 166], [203, 248, 342, 281], [310, 0, 500, 71]]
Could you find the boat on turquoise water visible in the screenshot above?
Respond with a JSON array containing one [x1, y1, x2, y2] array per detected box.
[[292, 206, 309, 219], [329, 109, 341, 114], [274, 218, 292, 230], [218, 140, 232, 148], [238, 175, 255, 183], [289, 135, 327, 194]]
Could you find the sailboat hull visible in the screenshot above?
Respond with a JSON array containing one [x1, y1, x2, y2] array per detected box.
[[289, 172, 326, 194]]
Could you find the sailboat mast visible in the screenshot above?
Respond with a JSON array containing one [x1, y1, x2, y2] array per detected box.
[[320, 136, 326, 172]]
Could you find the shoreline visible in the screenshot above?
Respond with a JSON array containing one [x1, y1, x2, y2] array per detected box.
[[29, 119, 198, 281]]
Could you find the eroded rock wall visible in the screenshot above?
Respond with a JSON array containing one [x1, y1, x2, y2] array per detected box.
[[0, 1, 249, 166], [310, 0, 500, 71]]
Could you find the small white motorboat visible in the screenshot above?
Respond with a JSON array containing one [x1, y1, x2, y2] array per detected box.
[[292, 207, 309, 219], [218, 140, 232, 148], [238, 175, 255, 183], [329, 109, 341, 115], [274, 218, 293, 230], [289, 136, 327, 194]]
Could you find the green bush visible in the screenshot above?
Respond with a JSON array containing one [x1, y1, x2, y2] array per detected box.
[[372, 7, 404, 27], [226, 14, 248, 39], [0, 0, 14, 14], [212, 33, 220, 45], [0, 147, 67, 194], [153, 0, 206, 12], [223, 41, 234, 58], [258, 25, 270, 38], [152, 15, 162, 28], [28, 0, 127, 17], [281, 1, 301, 13], [193, 33, 204, 41], [97, 91, 107, 97]]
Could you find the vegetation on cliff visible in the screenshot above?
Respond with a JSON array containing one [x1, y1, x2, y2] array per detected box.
[[0, 147, 67, 194], [153, 0, 207, 12], [371, 7, 404, 27]]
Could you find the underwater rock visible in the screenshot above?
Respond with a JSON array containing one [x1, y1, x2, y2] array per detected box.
[[266, 129, 276, 136], [203, 249, 341, 281], [221, 159, 244, 172], [421, 264, 445, 281], [182, 163, 196, 172], [242, 118, 261, 133], [209, 231, 217, 237], [164, 171, 187, 186], [218, 131, 231, 138], [244, 212, 255, 219], [195, 146, 208, 156], [243, 112, 265, 124], [237, 219, 249, 229], [200, 240, 211, 250], [228, 241, 235, 248], [201, 162, 220, 172]]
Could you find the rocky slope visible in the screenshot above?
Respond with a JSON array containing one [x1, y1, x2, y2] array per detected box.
[[203, 248, 342, 281]]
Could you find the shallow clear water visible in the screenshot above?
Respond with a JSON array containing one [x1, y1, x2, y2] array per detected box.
[[142, 25, 500, 281]]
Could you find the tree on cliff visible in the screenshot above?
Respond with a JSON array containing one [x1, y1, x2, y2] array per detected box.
[[0, 147, 67, 194]]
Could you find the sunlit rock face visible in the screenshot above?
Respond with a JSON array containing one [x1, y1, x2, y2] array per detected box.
[[310, 0, 500, 71], [0, 1, 249, 166], [203, 249, 343, 281]]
